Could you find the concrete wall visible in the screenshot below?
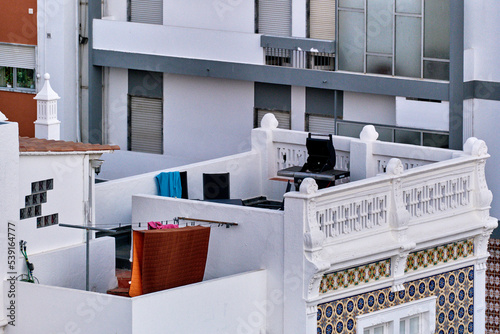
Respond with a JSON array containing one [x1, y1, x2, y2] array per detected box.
[[36, 0, 79, 141], [0, 122, 20, 328], [95, 149, 262, 226], [0, 0, 37, 45], [93, 20, 263, 64], [163, 0, 255, 33], [12, 282, 132, 334], [395, 97, 449, 131], [163, 75, 255, 162], [473, 99, 500, 219], [132, 195, 284, 333], [28, 237, 116, 293], [0, 91, 37, 137], [343, 92, 396, 126], [132, 270, 267, 333], [18, 154, 88, 254]]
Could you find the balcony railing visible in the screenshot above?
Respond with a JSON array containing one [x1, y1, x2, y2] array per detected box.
[[261, 35, 336, 71]]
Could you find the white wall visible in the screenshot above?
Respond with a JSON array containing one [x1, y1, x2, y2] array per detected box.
[[0, 122, 20, 327], [27, 237, 116, 293], [473, 99, 500, 219], [37, 0, 79, 141], [95, 149, 262, 227], [18, 154, 88, 254], [396, 97, 449, 131], [12, 282, 131, 334], [163, 75, 255, 162], [132, 270, 267, 334], [163, 0, 255, 33], [105, 67, 128, 149], [343, 92, 396, 125], [93, 20, 263, 65], [131, 195, 284, 334], [464, 0, 500, 82]]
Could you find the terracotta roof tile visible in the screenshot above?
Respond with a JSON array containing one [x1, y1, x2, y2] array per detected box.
[[19, 137, 120, 153]]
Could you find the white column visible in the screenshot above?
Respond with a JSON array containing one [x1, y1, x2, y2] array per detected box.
[[291, 86, 306, 131], [34, 73, 61, 140]]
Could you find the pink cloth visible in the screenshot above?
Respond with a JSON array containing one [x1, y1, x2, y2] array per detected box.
[[147, 221, 179, 230]]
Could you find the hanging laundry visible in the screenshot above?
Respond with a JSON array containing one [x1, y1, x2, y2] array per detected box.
[[155, 171, 182, 198], [147, 221, 179, 230]]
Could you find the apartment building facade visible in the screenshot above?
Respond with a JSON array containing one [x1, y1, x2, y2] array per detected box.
[[0, 0, 81, 139], [88, 0, 500, 219]]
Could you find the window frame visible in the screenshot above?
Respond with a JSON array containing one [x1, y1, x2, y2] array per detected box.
[[336, 0, 450, 80], [356, 296, 436, 334], [0, 66, 36, 93]]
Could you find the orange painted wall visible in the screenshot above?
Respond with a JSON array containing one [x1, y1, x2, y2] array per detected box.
[[0, 0, 37, 45], [0, 91, 36, 137]]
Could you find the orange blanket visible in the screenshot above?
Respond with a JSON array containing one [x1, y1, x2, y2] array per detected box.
[[129, 226, 210, 297]]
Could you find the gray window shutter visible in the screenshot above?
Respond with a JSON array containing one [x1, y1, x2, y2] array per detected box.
[[129, 96, 163, 154], [307, 114, 335, 134], [256, 109, 291, 129], [0, 44, 35, 69], [258, 0, 291, 36], [309, 0, 336, 40], [130, 0, 163, 25]]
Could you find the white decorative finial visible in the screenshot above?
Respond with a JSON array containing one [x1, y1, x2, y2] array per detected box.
[[386, 158, 404, 175], [261, 113, 279, 129], [34, 72, 61, 140], [360, 125, 379, 141], [464, 137, 488, 156], [0, 111, 8, 121], [299, 178, 318, 194]]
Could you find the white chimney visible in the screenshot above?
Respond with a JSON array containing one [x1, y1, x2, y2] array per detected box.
[[34, 73, 61, 140]]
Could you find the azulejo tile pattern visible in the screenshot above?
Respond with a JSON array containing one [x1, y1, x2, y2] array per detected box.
[[405, 239, 474, 273], [320, 259, 391, 294], [317, 267, 474, 334], [486, 238, 500, 334]]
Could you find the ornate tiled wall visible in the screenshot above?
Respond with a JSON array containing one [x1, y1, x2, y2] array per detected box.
[[320, 259, 391, 294], [317, 266, 474, 334], [486, 238, 500, 334], [406, 239, 474, 273]]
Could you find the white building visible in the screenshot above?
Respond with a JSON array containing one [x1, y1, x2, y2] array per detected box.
[[0, 114, 481, 333], [86, 0, 500, 224]]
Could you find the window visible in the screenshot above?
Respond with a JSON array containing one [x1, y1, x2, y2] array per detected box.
[[254, 109, 291, 129], [0, 67, 35, 90], [128, 0, 163, 24], [128, 96, 163, 154], [0, 43, 36, 91], [400, 315, 420, 334], [364, 323, 391, 334], [337, 0, 449, 80], [357, 296, 436, 334], [256, 0, 291, 36]]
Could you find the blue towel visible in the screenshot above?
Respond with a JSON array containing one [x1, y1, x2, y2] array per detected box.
[[155, 172, 182, 198]]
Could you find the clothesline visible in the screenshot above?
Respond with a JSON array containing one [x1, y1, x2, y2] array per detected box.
[[87, 217, 238, 229]]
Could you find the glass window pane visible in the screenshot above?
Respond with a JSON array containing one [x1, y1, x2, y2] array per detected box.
[[16, 68, 35, 89], [364, 330, 370, 334], [400, 320, 406, 334], [0, 67, 13, 88], [395, 16, 421, 78], [396, 0, 421, 14], [337, 122, 363, 138], [409, 317, 419, 334], [423, 132, 449, 148], [367, 55, 392, 75], [367, 0, 393, 54], [395, 129, 421, 145], [424, 0, 450, 59], [339, 0, 364, 9], [423, 60, 449, 80], [374, 326, 384, 334], [374, 126, 393, 142], [338, 10, 365, 72]]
